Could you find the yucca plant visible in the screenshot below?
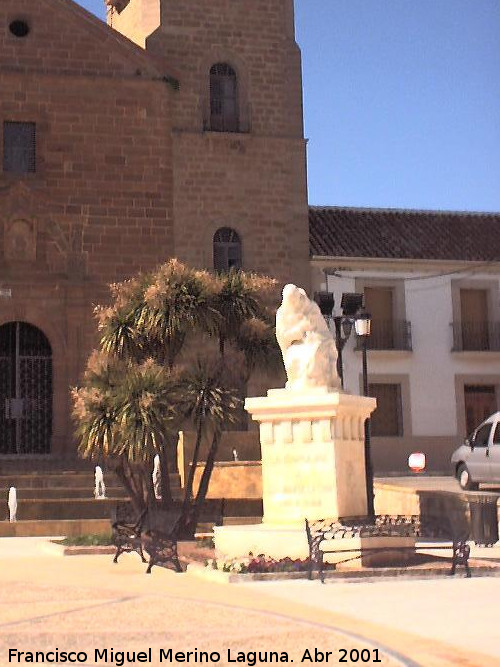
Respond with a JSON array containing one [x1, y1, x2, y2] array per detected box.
[[212, 269, 274, 357], [175, 361, 242, 536], [72, 259, 280, 536]]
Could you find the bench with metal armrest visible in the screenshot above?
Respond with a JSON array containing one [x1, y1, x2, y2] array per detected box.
[[141, 509, 184, 574], [306, 503, 471, 583], [111, 503, 148, 564]]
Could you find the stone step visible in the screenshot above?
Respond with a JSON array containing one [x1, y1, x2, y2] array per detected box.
[[222, 516, 262, 526], [0, 487, 128, 500], [2, 497, 122, 521], [1, 498, 262, 524], [222, 499, 263, 517], [0, 516, 263, 540], [0, 519, 111, 538], [0, 458, 92, 474], [0, 472, 118, 489], [0, 471, 181, 490]]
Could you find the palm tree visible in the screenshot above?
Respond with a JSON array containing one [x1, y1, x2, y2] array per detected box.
[[175, 362, 241, 536], [143, 259, 219, 368], [72, 353, 180, 513], [72, 259, 280, 536], [212, 269, 275, 357]]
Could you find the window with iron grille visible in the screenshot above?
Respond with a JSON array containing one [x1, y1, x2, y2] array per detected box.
[[3, 121, 36, 173], [210, 63, 239, 132], [369, 383, 403, 437], [213, 227, 242, 272]]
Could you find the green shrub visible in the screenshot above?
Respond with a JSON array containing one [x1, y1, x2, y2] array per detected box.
[[60, 534, 113, 547]]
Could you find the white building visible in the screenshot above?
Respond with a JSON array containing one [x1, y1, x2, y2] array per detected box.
[[310, 206, 500, 474]]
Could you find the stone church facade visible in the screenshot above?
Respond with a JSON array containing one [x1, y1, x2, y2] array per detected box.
[[0, 0, 309, 462]]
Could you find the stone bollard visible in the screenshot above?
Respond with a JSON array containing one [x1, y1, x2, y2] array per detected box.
[[8, 487, 17, 522], [94, 466, 106, 499], [152, 455, 162, 500]]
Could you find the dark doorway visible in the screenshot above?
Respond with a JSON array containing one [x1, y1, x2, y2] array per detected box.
[[0, 322, 52, 455], [464, 385, 496, 435]]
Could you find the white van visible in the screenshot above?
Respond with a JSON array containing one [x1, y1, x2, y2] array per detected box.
[[451, 412, 500, 490]]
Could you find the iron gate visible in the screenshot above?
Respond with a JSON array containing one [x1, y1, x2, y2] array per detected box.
[[0, 322, 52, 455]]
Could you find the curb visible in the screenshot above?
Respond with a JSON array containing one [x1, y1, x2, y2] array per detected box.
[[186, 559, 500, 584], [43, 541, 115, 556]]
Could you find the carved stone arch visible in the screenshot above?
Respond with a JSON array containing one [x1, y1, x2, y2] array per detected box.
[[199, 50, 250, 132], [0, 307, 67, 355]]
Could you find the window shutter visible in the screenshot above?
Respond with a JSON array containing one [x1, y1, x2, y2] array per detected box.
[[3, 122, 36, 173]]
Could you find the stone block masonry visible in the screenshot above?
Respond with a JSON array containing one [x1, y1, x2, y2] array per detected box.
[[0, 0, 310, 463]]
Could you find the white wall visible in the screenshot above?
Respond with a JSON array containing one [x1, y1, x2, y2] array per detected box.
[[325, 268, 500, 439]]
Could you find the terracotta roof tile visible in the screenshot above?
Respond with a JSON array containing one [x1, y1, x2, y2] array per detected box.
[[309, 206, 500, 262]]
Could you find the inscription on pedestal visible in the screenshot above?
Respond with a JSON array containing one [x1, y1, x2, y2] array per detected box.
[[261, 436, 337, 525]]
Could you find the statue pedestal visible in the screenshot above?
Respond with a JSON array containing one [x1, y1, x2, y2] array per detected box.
[[213, 387, 377, 560]]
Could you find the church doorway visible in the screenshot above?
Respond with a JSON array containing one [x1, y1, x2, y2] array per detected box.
[[0, 322, 52, 455]]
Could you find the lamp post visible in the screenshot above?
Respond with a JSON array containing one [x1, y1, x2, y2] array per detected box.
[[354, 309, 375, 522], [314, 291, 364, 389], [314, 290, 375, 522]]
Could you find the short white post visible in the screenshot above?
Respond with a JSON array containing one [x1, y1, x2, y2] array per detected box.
[[152, 455, 162, 500], [94, 466, 106, 499], [8, 487, 17, 522]]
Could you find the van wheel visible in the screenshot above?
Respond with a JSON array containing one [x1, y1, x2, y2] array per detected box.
[[457, 464, 478, 490]]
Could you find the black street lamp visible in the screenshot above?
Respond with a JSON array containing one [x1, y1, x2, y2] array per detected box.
[[314, 289, 375, 523], [313, 291, 364, 388], [354, 308, 375, 522]]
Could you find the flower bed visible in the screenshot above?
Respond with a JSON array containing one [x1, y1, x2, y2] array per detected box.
[[206, 554, 309, 574]]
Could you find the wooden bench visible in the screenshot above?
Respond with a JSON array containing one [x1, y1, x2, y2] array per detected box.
[[111, 503, 148, 564], [141, 509, 183, 574], [306, 503, 471, 583]]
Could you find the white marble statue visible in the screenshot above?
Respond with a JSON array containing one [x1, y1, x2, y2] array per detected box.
[[94, 466, 106, 499], [8, 487, 17, 523], [275, 284, 341, 391], [152, 454, 162, 500]]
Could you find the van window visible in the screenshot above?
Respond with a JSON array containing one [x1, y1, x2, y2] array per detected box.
[[493, 423, 500, 445], [473, 423, 491, 447]]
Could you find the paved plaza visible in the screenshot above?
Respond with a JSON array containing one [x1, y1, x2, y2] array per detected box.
[[0, 535, 499, 667]]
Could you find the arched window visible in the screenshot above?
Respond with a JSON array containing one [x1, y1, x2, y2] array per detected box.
[[209, 63, 239, 132], [213, 227, 242, 272]]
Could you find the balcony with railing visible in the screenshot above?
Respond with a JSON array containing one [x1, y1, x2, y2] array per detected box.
[[451, 321, 500, 352], [357, 319, 412, 351]]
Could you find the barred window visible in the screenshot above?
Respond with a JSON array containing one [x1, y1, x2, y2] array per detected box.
[[213, 227, 242, 272], [210, 63, 239, 132], [3, 121, 36, 173], [369, 383, 403, 437]]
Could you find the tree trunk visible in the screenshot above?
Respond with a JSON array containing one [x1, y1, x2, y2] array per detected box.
[[177, 430, 221, 538], [158, 446, 173, 507], [183, 418, 203, 504], [195, 430, 221, 508], [114, 457, 145, 515]]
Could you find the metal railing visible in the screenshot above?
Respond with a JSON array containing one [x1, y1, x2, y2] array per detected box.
[[451, 321, 500, 352], [356, 319, 412, 351]]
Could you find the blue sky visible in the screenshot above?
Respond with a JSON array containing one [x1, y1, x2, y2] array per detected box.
[[77, 0, 500, 212]]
